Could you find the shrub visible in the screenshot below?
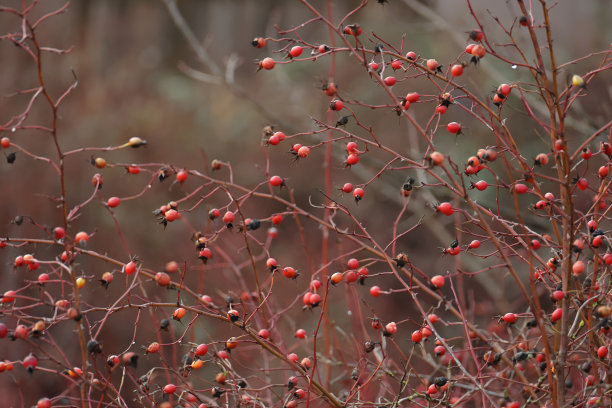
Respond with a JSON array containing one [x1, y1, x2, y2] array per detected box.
[[0, 1, 611, 407]]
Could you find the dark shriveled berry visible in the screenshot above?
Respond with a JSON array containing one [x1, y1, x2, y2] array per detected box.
[[87, 339, 102, 354]]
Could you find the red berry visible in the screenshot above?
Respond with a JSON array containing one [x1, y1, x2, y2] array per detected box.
[[173, 307, 186, 321], [258, 329, 270, 339], [464, 165, 478, 175], [447, 122, 461, 134], [199, 247, 212, 261], [14, 324, 29, 339], [163, 384, 177, 394], [343, 24, 362, 36], [581, 148, 592, 160], [146, 342, 160, 354], [599, 166, 609, 178], [372, 319, 382, 330], [597, 346, 608, 359], [289, 46, 303, 58], [0, 323, 7, 338], [514, 183, 528, 194], [2, 290, 16, 303], [426, 59, 439, 71], [297, 146, 310, 158], [266, 257, 278, 270], [369, 286, 381, 297], [269, 175, 283, 187], [223, 211, 235, 224], [427, 384, 438, 395], [576, 178, 588, 191], [466, 43, 476, 54], [405, 92, 420, 103], [468, 240, 481, 249], [353, 187, 364, 201], [259, 57, 275, 70], [471, 44, 486, 58], [295, 329, 307, 339], [1, 137, 10, 148], [37, 398, 52, 408], [195, 343, 209, 356], [107, 197, 121, 208], [434, 345, 445, 357], [330, 100, 343, 111], [603, 253, 612, 265], [318, 44, 329, 53], [164, 209, 179, 221], [346, 153, 359, 166], [127, 165, 140, 174], [535, 153, 549, 166], [551, 308, 563, 322], [435, 105, 447, 114], [531, 239, 541, 250], [345, 270, 358, 283], [369, 62, 379, 71], [227, 309, 239, 322], [342, 183, 353, 193], [572, 260, 585, 275], [208, 208, 220, 219], [38, 273, 49, 284], [587, 397, 599, 407], [430, 275, 444, 289], [287, 353, 299, 363], [271, 214, 283, 225], [391, 59, 402, 70], [252, 37, 266, 48], [54, 227, 65, 240], [346, 141, 358, 153], [23, 354, 38, 372], [553, 139, 564, 151], [385, 322, 397, 335], [429, 151, 444, 166], [347, 258, 359, 269], [176, 170, 188, 183], [75, 231, 89, 244], [268, 134, 280, 145], [502, 313, 518, 324], [535, 200, 547, 210], [282, 267, 297, 279], [450, 64, 464, 77], [124, 261, 137, 275], [330, 272, 343, 284], [383, 76, 396, 86], [406, 51, 417, 61], [428, 314, 439, 324], [309, 293, 321, 306], [551, 290, 565, 301], [497, 83, 511, 97], [437, 202, 453, 216], [474, 180, 487, 191], [446, 246, 460, 256], [469, 29, 484, 41], [411, 330, 423, 343]]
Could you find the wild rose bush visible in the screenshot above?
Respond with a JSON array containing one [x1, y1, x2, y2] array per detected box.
[[0, 1, 611, 407]]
